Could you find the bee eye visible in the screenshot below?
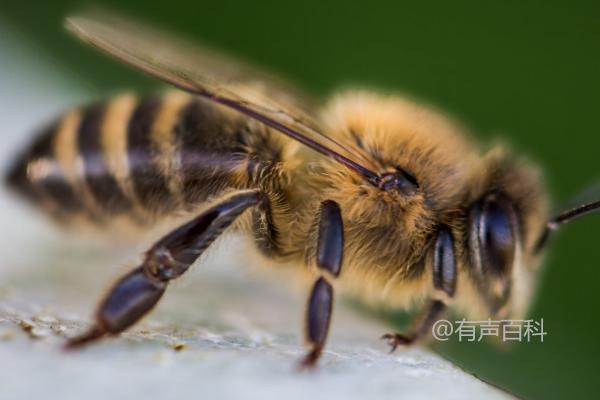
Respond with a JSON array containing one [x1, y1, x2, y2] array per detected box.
[[469, 193, 517, 276]]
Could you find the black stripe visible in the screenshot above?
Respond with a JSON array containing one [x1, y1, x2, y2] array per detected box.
[[174, 99, 245, 205], [78, 103, 131, 214], [5, 126, 53, 204], [127, 96, 175, 213], [7, 122, 83, 213]]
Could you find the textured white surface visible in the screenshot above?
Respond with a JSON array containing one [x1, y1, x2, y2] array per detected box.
[[0, 19, 511, 400], [0, 248, 511, 400]]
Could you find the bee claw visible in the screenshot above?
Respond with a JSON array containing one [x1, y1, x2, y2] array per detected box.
[[63, 325, 106, 351], [298, 347, 322, 371], [380, 332, 413, 353]]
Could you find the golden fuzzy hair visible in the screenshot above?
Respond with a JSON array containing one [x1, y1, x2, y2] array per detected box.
[[288, 90, 548, 317]]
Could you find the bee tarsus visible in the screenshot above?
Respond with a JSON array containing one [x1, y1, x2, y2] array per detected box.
[[381, 227, 455, 351]]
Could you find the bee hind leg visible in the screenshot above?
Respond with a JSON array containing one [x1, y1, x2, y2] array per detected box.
[[300, 200, 344, 368], [65, 189, 270, 349], [381, 225, 456, 352]]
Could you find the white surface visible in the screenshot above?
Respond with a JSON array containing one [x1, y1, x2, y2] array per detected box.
[[0, 19, 511, 400]]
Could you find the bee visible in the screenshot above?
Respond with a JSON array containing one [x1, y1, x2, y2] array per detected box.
[[5, 11, 599, 367]]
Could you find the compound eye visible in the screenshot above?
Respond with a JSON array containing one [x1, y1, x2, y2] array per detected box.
[[470, 193, 518, 276]]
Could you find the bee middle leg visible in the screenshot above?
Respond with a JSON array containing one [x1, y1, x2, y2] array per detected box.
[[300, 200, 344, 368], [65, 189, 271, 349], [382, 225, 456, 352]]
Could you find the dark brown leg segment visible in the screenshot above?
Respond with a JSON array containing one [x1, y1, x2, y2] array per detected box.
[[382, 225, 456, 352], [66, 190, 269, 348], [301, 200, 344, 368]]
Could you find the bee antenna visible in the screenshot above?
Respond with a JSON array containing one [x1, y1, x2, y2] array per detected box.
[[534, 198, 600, 254]]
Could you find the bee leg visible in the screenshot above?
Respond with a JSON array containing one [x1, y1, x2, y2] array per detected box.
[[65, 190, 268, 349], [382, 225, 456, 352], [300, 200, 344, 368], [381, 300, 447, 352]]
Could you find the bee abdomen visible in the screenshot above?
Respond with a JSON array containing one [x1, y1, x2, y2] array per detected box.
[[6, 97, 140, 223], [6, 91, 286, 225], [6, 121, 85, 218]]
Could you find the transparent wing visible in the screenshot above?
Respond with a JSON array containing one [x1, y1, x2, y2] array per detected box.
[[65, 10, 379, 182]]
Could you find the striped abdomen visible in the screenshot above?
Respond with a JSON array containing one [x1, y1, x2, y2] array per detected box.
[[5, 91, 285, 226]]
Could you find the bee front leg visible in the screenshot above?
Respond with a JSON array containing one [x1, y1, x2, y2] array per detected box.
[[65, 190, 269, 349], [300, 200, 344, 368], [382, 225, 456, 352]]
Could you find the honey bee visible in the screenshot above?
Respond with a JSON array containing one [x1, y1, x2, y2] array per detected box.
[[5, 11, 599, 367]]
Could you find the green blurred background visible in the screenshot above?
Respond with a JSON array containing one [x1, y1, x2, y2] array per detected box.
[[1, 1, 598, 398]]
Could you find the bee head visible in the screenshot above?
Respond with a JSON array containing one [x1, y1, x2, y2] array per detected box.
[[463, 147, 599, 319], [467, 190, 523, 317], [462, 147, 548, 319]]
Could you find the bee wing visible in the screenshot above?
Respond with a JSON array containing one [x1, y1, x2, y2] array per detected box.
[[65, 11, 379, 182]]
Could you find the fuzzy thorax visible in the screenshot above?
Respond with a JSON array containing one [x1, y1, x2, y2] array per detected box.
[[308, 92, 479, 269]]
